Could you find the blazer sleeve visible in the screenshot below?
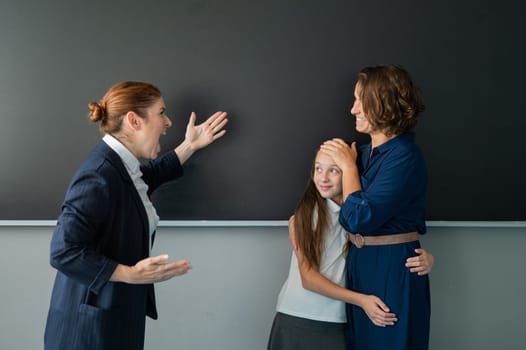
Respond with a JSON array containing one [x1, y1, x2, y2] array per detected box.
[[50, 168, 119, 295], [141, 150, 184, 195]]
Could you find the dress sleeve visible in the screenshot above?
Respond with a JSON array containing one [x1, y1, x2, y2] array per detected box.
[[340, 148, 424, 234]]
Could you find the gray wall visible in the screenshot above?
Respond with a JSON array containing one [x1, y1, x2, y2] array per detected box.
[[1, 224, 525, 349]]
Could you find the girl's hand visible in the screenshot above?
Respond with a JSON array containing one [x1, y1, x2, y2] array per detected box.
[[359, 294, 398, 327]]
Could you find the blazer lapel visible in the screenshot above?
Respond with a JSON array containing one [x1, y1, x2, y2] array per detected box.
[[95, 141, 150, 255]]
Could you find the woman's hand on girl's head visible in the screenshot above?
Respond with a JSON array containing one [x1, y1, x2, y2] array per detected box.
[[319, 139, 361, 198], [319, 138, 358, 170]]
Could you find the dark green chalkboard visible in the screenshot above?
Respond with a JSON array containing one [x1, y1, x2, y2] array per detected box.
[[1, 0, 524, 220]]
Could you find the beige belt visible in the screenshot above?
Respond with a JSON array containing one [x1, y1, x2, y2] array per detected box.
[[348, 232, 419, 248]]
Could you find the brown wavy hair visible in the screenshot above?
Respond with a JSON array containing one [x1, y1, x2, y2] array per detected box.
[[293, 152, 329, 269], [87, 81, 162, 134], [357, 65, 425, 136]]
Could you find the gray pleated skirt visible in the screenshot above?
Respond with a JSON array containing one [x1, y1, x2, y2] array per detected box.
[[267, 312, 346, 350]]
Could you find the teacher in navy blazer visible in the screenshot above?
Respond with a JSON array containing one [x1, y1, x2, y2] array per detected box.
[[44, 81, 228, 350]]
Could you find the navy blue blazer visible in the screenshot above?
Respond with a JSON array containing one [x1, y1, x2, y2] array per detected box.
[[44, 141, 183, 350]]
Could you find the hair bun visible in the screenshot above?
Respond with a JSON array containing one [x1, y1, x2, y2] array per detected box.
[[88, 101, 107, 123]]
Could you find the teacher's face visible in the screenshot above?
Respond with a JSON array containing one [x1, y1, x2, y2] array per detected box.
[[137, 97, 172, 159], [350, 83, 374, 135]]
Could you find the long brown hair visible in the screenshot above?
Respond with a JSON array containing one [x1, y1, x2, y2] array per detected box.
[[293, 152, 329, 269]]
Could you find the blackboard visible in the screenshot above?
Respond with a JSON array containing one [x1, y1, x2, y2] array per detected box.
[[1, 0, 524, 221]]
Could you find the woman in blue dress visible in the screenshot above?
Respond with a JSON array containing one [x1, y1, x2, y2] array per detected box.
[[321, 64, 431, 350], [267, 149, 433, 350]]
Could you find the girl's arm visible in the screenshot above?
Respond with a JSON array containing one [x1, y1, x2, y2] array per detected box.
[[288, 217, 397, 327]]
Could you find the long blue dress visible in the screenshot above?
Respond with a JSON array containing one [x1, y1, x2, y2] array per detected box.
[[339, 132, 430, 350]]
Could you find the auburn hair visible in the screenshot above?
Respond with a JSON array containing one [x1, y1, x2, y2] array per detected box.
[[87, 81, 162, 134]]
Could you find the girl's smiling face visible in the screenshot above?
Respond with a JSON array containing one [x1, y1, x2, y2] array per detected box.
[[313, 151, 343, 205]]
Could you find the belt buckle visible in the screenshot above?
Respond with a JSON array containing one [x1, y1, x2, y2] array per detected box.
[[353, 233, 365, 248]]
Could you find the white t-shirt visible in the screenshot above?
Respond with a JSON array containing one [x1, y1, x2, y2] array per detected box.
[[275, 199, 347, 323]]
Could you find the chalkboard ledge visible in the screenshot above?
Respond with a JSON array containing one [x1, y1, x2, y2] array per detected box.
[[1, 220, 526, 228]]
